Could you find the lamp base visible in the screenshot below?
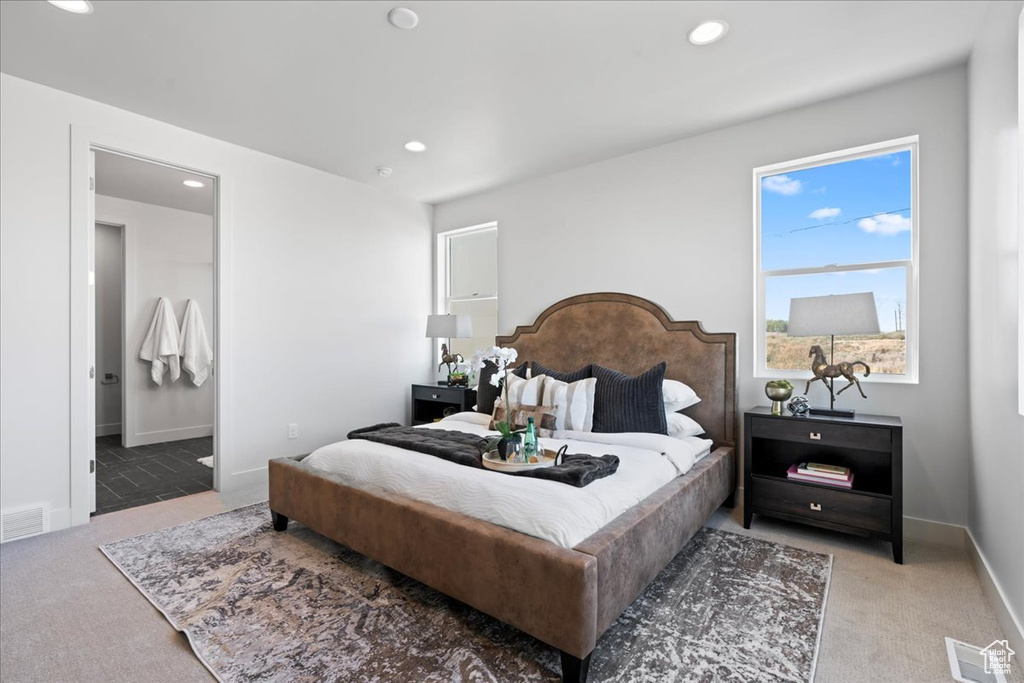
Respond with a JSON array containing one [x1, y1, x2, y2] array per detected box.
[[808, 407, 855, 419]]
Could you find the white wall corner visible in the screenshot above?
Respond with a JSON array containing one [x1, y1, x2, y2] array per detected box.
[[966, 528, 1024, 660], [903, 516, 967, 548]]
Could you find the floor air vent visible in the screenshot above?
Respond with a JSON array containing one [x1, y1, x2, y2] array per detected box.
[[0, 504, 49, 543], [946, 637, 1008, 683]]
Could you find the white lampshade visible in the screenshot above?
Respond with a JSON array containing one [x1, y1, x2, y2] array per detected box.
[[425, 314, 472, 339], [787, 292, 880, 337]]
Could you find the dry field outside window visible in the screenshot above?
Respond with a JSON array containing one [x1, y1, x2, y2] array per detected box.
[[766, 332, 906, 375]]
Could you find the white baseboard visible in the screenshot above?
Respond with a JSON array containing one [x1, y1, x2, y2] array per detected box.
[[126, 424, 213, 447], [965, 528, 1024, 660], [96, 423, 122, 437], [220, 465, 269, 509], [49, 506, 71, 532]]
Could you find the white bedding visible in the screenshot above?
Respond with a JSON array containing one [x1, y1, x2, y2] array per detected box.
[[302, 412, 712, 549]]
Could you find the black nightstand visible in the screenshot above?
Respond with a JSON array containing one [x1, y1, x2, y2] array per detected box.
[[411, 384, 477, 426], [744, 407, 903, 563]]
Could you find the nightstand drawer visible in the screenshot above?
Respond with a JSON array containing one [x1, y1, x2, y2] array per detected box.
[[752, 478, 891, 533], [411, 385, 464, 404], [750, 418, 890, 453]]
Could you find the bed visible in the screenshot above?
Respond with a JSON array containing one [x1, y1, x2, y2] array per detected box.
[[268, 292, 737, 683]]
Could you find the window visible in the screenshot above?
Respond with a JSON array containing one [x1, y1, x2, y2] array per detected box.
[[438, 223, 498, 362], [754, 137, 918, 382]]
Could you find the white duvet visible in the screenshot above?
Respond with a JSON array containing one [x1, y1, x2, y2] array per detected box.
[[302, 412, 712, 549]]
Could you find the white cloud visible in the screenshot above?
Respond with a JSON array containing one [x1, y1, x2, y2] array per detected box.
[[858, 213, 911, 235], [809, 207, 841, 220], [761, 174, 803, 195]]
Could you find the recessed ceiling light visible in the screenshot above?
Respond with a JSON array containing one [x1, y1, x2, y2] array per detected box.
[[183, 179, 205, 188], [388, 7, 419, 30], [688, 20, 728, 46], [47, 0, 93, 14], [404, 141, 427, 153]]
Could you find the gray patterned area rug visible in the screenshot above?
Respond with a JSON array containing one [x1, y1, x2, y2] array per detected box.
[[101, 503, 831, 683]]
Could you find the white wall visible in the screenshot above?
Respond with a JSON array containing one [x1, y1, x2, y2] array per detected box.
[[97, 194, 214, 447], [94, 223, 122, 436], [434, 66, 970, 527], [0, 73, 433, 527], [967, 0, 1024, 645]]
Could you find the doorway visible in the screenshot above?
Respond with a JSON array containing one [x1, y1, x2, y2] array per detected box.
[[89, 150, 217, 516]]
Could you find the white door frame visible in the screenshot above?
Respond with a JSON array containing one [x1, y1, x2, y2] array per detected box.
[[70, 126, 232, 526]]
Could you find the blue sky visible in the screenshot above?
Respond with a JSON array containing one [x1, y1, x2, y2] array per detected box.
[[761, 150, 911, 332]]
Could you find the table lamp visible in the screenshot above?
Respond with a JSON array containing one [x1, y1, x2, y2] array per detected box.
[[425, 314, 472, 385], [787, 292, 880, 417]]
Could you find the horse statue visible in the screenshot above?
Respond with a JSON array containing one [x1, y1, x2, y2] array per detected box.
[[438, 343, 464, 376], [806, 345, 871, 401]]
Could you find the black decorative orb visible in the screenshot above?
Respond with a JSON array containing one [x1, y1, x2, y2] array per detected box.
[[787, 395, 810, 416]]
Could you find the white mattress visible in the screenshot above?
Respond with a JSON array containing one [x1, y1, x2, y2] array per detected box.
[[302, 413, 712, 549]]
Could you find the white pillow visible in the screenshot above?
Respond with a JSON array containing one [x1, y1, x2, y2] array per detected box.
[[666, 411, 705, 438], [504, 372, 546, 407], [541, 376, 597, 432], [663, 380, 700, 411]]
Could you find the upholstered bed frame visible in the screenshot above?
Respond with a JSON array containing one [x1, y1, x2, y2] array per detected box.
[[268, 293, 737, 682]]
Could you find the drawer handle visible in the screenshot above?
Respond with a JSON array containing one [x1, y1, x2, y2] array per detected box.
[[431, 393, 440, 399], [809, 503, 821, 511], [809, 432, 821, 441]]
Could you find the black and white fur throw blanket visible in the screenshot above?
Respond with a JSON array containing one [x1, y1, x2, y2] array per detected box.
[[347, 423, 619, 488]]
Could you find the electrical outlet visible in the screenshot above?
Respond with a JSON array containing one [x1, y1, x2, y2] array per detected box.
[[287, 423, 298, 439]]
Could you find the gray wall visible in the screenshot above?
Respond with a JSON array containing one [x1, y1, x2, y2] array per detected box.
[[0, 73, 433, 527], [434, 66, 970, 527], [968, 0, 1024, 643]]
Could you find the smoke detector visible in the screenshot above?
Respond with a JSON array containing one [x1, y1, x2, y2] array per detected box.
[[388, 8, 419, 30], [377, 167, 393, 178]]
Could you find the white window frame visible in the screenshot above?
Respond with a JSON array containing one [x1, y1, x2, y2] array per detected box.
[[435, 220, 498, 334], [753, 136, 920, 384]]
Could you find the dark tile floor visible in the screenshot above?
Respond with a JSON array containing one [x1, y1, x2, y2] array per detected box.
[[93, 435, 214, 516]]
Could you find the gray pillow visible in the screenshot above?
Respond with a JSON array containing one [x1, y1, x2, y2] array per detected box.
[[592, 362, 668, 434]]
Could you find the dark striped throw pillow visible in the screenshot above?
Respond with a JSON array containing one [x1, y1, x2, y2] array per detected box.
[[592, 362, 668, 434]]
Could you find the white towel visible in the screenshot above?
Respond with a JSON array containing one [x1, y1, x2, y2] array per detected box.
[[139, 298, 180, 385], [179, 299, 213, 387]]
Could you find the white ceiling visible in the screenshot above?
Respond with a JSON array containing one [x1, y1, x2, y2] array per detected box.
[[0, 1, 991, 204], [95, 151, 215, 216]]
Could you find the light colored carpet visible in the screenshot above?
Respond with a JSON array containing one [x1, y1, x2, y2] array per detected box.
[[1, 492, 1020, 683], [100, 504, 831, 682]]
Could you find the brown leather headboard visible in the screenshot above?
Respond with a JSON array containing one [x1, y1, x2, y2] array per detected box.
[[496, 292, 737, 448]]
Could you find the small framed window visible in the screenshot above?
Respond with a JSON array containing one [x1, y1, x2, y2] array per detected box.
[[754, 137, 919, 383], [437, 222, 498, 361]]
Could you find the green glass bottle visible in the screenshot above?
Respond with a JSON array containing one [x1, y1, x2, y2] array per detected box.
[[523, 417, 538, 461]]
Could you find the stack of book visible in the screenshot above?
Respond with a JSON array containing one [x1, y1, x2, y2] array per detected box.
[[786, 462, 853, 488]]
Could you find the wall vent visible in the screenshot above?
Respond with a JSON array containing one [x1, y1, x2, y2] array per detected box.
[[0, 503, 49, 543], [945, 637, 1008, 683]]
